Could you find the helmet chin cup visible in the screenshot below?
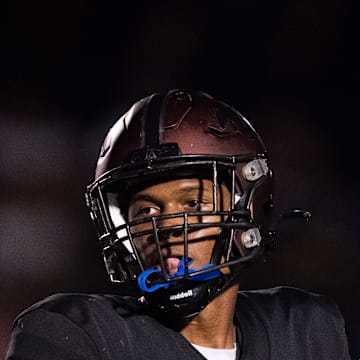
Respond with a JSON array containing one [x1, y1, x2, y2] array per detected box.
[[144, 276, 226, 318]]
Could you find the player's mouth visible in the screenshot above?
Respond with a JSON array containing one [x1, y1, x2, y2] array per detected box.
[[150, 254, 193, 276], [164, 257, 181, 275], [165, 256, 198, 274]]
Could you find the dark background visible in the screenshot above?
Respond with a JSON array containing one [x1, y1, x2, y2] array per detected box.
[[1, 0, 359, 358]]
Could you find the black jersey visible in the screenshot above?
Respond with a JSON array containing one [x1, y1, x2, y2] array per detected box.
[[5, 286, 351, 359]]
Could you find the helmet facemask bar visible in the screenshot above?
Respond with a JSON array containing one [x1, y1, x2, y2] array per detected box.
[[85, 154, 271, 289]]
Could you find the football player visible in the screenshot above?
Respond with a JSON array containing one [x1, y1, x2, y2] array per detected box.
[[6, 90, 351, 359]]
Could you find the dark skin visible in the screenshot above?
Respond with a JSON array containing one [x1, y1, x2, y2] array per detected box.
[[128, 178, 238, 349]]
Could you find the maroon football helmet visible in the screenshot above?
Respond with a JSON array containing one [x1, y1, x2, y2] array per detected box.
[[85, 89, 274, 316]]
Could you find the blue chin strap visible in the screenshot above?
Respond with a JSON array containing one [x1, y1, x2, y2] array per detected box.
[[137, 257, 222, 293]]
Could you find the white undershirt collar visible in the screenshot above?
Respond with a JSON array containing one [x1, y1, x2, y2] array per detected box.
[[191, 343, 237, 360]]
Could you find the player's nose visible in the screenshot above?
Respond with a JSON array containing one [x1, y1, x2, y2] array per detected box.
[[157, 213, 185, 243]]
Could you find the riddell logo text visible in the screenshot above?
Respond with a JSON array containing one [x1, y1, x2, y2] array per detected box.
[[169, 290, 193, 301]]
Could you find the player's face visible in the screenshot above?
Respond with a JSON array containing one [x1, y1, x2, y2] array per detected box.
[[128, 178, 231, 275]]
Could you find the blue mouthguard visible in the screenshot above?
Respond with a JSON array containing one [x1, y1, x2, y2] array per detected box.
[[137, 257, 221, 293]]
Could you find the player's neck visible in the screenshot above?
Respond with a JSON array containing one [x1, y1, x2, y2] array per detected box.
[[181, 284, 239, 349]]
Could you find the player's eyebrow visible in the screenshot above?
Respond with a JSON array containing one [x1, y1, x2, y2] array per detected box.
[[129, 194, 156, 206], [129, 183, 209, 205], [174, 184, 206, 194]]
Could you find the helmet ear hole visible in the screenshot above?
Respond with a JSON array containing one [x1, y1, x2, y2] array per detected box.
[[250, 177, 274, 234], [249, 201, 254, 218], [233, 229, 247, 257]]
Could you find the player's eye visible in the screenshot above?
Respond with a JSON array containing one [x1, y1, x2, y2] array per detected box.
[[137, 207, 157, 216], [185, 197, 214, 212], [129, 203, 160, 220], [185, 199, 210, 211], [188, 199, 200, 208]]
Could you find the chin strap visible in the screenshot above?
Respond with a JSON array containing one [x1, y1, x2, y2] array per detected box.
[[138, 257, 222, 293]]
